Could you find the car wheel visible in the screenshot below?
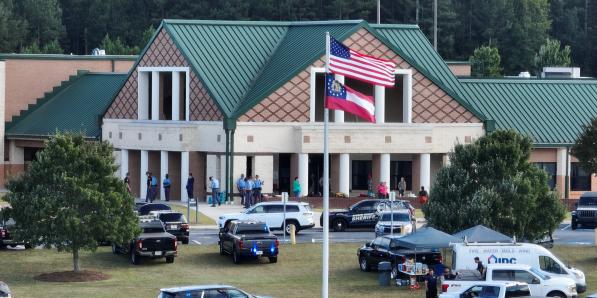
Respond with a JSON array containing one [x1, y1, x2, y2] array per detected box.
[[165, 256, 174, 263], [182, 239, 189, 245], [333, 219, 347, 232], [359, 256, 370, 272], [571, 220, 578, 230], [546, 291, 566, 298], [9, 244, 16, 248], [391, 265, 398, 279], [131, 249, 141, 265], [284, 221, 299, 235], [269, 256, 278, 263], [232, 248, 241, 264], [111, 243, 118, 254], [24, 243, 32, 249]]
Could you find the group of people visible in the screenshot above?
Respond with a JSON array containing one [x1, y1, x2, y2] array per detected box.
[[236, 174, 264, 208], [375, 177, 428, 201], [123, 172, 196, 203], [424, 257, 485, 298]]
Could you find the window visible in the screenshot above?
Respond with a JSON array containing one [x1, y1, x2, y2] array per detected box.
[[463, 286, 500, 298], [372, 237, 384, 248], [513, 270, 537, 284], [379, 237, 391, 250], [286, 205, 300, 212], [571, 163, 591, 191], [249, 206, 265, 214], [534, 162, 556, 189], [351, 160, 372, 190], [226, 289, 249, 298], [352, 201, 375, 213], [505, 285, 531, 298], [539, 255, 565, 274], [493, 270, 514, 281], [265, 205, 283, 213], [204, 289, 228, 298]]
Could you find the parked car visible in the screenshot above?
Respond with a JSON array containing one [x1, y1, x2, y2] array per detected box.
[[439, 281, 533, 298], [112, 219, 177, 265], [571, 192, 597, 230], [443, 264, 578, 298], [218, 201, 314, 235], [0, 281, 10, 298], [138, 203, 171, 216], [155, 211, 190, 245], [219, 220, 279, 264], [357, 235, 442, 279], [0, 216, 31, 249], [158, 285, 269, 298], [451, 242, 586, 293], [374, 210, 414, 237]]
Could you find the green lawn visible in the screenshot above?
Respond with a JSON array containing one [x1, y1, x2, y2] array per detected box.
[[169, 204, 215, 225], [1, 244, 596, 298]]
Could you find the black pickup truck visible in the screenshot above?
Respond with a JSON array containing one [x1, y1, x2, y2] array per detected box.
[[157, 212, 190, 245], [112, 219, 177, 265], [219, 220, 279, 264], [357, 235, 442, 279], [0, 212, 31, 249]]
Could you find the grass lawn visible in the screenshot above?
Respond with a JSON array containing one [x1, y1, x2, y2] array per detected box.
[[169, 204, 216, 225], [1, 244, 596, 298]]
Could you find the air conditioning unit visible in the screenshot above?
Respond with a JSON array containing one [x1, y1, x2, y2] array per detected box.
[[541, 67, 580, 79]]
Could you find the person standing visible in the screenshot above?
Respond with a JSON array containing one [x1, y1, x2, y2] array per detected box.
[[245, 176, 255, 207], [425, 268, 438, 298], [145, 171, 151, 202], [209, 176, 220, 207], [377, 181, 389, 199], [419, 186, 429, 204], [474, 257, 485, 276], [124, 172, 131, 195], [398, 177, 406, 197], [292, 177, 301, 199], [186, 173, 195, 201], [150, 173, 158, 202], [236, 174, 246, 206], [253, 175, 263, 204], [163, 173, 171, 202]]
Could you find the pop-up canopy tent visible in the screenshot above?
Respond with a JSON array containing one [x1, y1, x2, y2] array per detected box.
[[393, 227, 460, 249], [453, 225, 513, 243]]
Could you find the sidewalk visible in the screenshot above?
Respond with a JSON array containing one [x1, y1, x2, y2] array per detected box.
[[167, 200, 245, 229]]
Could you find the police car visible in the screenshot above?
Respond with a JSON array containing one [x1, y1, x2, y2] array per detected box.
[[320, 199, 384, 232]]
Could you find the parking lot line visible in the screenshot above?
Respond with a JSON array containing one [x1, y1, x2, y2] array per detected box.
[[192, 240, 202, 245], [561, 224, 570, 230]]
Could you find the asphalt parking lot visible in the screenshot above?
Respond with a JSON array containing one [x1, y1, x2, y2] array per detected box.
[[189, 223, 597, 246]]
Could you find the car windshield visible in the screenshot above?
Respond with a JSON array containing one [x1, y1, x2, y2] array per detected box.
[[529, 267, 549, 280], [380, 213, 410, 221], [579, 196, 597, 205], [237, 224, 269, 234], [159, 213, 185, 222]]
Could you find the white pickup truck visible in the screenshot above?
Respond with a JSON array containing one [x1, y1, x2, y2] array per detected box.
[[442, 264, 578, 298], [439, 281, 533, 298]]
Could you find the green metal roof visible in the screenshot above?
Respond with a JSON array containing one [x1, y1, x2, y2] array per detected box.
[[6, 72, 127, 139], [460, 78, 597, 146], [152, 19, 486, 121]]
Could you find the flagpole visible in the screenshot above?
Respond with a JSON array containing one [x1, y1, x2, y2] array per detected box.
[[322, 31, 331, 298]]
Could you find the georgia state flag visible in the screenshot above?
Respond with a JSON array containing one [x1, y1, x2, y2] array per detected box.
[[325, 74, 375, 123]]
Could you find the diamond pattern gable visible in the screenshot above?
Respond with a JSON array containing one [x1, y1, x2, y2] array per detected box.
[[240, 28, 480, 123], [105, 28, 223, 121]]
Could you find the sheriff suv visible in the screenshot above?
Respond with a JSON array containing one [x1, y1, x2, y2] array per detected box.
[[571, 192, 597, 230]]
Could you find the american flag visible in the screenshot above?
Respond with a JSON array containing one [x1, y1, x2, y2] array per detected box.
[[328, 37, 396, 87]]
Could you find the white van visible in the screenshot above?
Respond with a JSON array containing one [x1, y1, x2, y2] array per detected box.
[[451, 242, 586, 293]]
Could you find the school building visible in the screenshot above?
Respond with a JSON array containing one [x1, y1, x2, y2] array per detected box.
[[1, 19, 596, 203]]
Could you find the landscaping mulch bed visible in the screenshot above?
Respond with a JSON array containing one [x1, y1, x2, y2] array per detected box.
[[34, 270, 109, 282]]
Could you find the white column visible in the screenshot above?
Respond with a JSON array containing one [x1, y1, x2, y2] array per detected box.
[[160, 151, 168, 200], [403, 72, 413, 123], [339, 153, 350, 196], [298, 153, 309, 197], [151, 71, 160, 120], [120, 149, 129, 180], [442, 153, 450, 166], [420, 153, 431, 191], [140, 150, 148, 200], [557, 148, 568, 177], [334, 75, 345, 122], [171, 71, 180, 121], [137, 71, 149, 120], [181, 151, 189, 202], [375, 85, 385, 123], [380, 153, 390, 186]]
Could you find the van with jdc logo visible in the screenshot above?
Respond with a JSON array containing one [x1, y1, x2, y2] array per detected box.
[[451, 242, 586, 293]]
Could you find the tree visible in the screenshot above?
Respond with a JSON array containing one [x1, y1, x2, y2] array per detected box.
[[0, 0, 27, 52], [469, 45, 502, 77], [571, 118, 597, 175], [100, 34, 140, 55], [422, 130, 565, 240], [533, 38, 572, 74], [16, 0, 65, 50], [4, 133, 139, 272]]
